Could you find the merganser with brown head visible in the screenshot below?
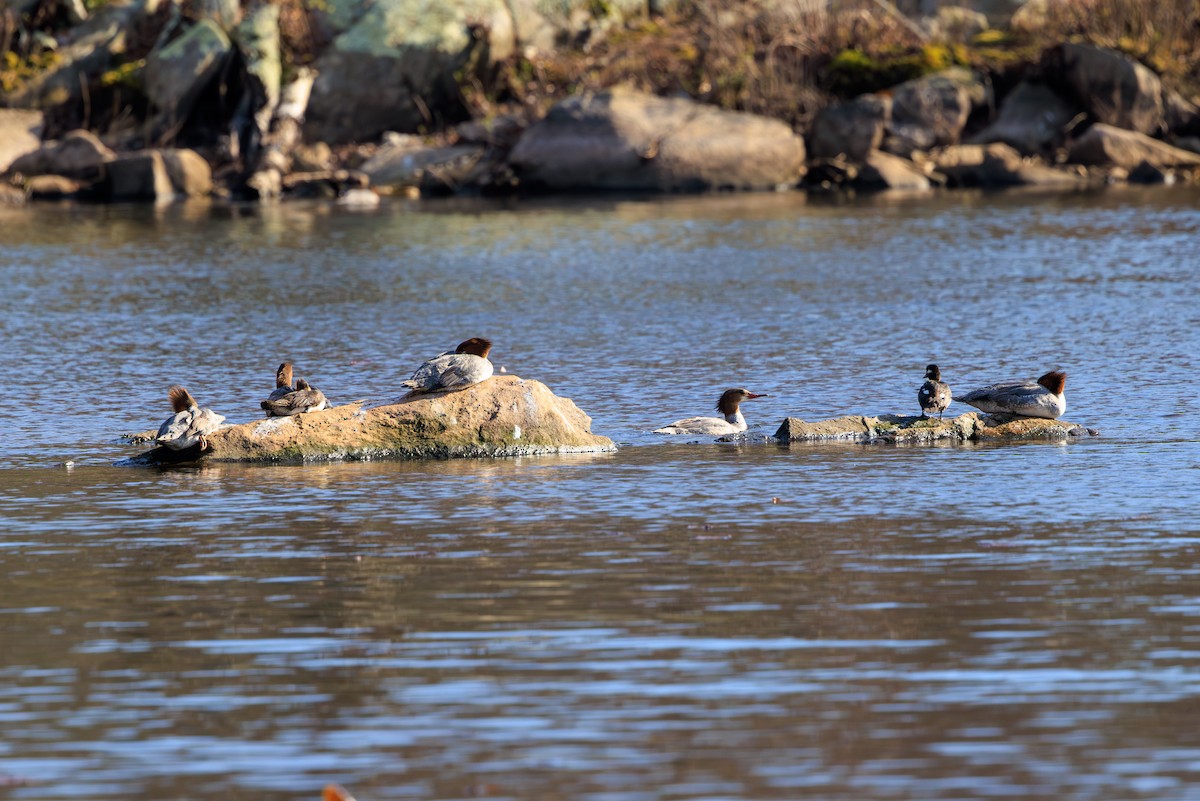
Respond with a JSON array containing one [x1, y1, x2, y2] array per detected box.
[[653, 388, 769, 436], [401, 337, 494, 393], [261, 377, 330, 416], [156, 385, 226, 451], [918, 364, 952, 419], [959, 369, 1066, 419], [265, 362, 294, 403]]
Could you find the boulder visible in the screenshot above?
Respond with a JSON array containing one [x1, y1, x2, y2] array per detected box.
[[144, 19, 234, 128], [282, 170, 369, 199], [234, 4, 283, 144], [4, 0, 165, 109], [25, 175, 87, 200], [5, 130, 115, 182], [883, 68, 984, 157], [0, 110, 44, 174], [774, 412, 1095, 445], [1066, 123, 1200, 169], [1127, 160, 1173, 185], [361, 142, 487, 192], [808, 93, 891, 163], [922, 6, 989, 42], [967, 81, 1078, 155], [854, 150, 932, 190], [304, 0, 516, 144], [1165, 90, 1200, 137], [160, 149, 213, 197], [509, 89, 807, 192], [105, 151, 175, 201], [123, 376, 616, 464], [934, 143, 1084, 187], [1045, 43, 1164, 136]]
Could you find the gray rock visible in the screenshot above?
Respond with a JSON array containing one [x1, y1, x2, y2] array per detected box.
[[967, 81, 1078, 155], [1046, 43, 1165, 136], [0, 110, 44, 174], [1174, 136, 1200, 155], [934, 143, 1084, 187], [304, 0, 516, 144], [1066, 123, 1200, 169], [809, 93, 891, 162], [774, 411, 1094, 445], [105, 151, 175, 201], [509, 89, 806, 192], [144, 19, 234, 127], [884, 68, 983, 157], [361, 142, 486, 190], [1165, 90, 1200, 137], [855, 150, 932, 190], [6, 129, 115, 181]]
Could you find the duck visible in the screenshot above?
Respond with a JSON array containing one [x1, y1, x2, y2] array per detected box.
[[265, 362, 294, 403], [260, 377, 330, 416], [156, 385, 226, 451], [653, 388, 768, 436], [401, 337, 494, 393], [958, 369, 1067, 419], [918, 363, 952, 419]]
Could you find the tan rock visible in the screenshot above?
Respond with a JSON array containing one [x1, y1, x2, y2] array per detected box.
[[856, 150, 932, 190], [1047, 43, 1164, 135], [124, 376, 615, 464], [25, 174, 86, 200], [6, 129, 115, 182], [1067, 123, 1200, 169], [775, 412, 1093, 444], [0, 110, 44, 174], [935, 142, 1085, 187], [160, 149, 213, 197]]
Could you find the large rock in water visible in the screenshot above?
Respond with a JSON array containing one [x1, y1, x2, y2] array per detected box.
[[5, 130, 116, 182], [508, 89, 807, 191], [0, 111, 44, 174], [1045, 43, 1165, 136], [144, 20, 234, 129], [808, 94, 891, 163], [883, 68, 984, 157], [1066, 123, 1200, 169], [774, 412, 1095, 445], [124, 376, 615, 464]]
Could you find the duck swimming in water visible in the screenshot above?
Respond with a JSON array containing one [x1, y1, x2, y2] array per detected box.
[[156, 385, 226, 451], [401, 337, 494, 393], [260, 377, 330, 416], [653, 388, 769, 436], [918, 364, 952, 419], [959, 369, 1067, 419], [265, 362, 294, 403]]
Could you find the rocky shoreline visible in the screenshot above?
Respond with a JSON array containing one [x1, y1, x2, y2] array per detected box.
[[2, 1, 1199, 204]]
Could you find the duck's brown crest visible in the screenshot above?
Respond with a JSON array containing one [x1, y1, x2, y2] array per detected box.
[[455, 337, 493, 358], [716, 388, 747, 415], [275, 362, 293, 388], [167, 384, 195, 413], [1037, 370, 1066, 394]]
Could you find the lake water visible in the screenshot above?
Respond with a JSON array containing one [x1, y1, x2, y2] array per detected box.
[[1, 187, 1199, 800]]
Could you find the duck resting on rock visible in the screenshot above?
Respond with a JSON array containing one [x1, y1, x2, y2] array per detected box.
[[958, 369, 1067, 420], [401, 337, 494, 393], [653, 388, 768, 436], [156, 385, 226, 451], [265, 362, 294, 403], [918, 364, 952, 419], [261, 378, 330, 416]]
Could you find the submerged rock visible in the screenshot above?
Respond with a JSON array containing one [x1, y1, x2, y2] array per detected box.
[[122, 376, 615, 465], [774, 412, 1095, 445]]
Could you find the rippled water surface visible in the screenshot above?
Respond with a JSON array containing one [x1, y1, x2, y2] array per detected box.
[[2, 188, 1199, 800]]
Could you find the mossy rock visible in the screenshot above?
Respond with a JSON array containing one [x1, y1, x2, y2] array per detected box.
[[775, 412, 1096, 445]]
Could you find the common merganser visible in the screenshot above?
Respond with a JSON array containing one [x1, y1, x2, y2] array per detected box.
[[653, 388, 769, 436], [401, 337, 494, 393], [260, 377, 330, 416], [156, 385, 226, 451], [265, 362, 294, 403], [959, 369, 1067, 419], [918, 364, 952, 419]]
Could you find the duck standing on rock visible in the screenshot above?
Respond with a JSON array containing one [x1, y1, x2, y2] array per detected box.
[[653, 388, 769, 436], [401, 337, 494, 393], [156, 385, 226, 451], [959, 369, 1067, 419], [265, 362, 294, 403], [918, 364, 952, 419], [261, 378, 330, 416]]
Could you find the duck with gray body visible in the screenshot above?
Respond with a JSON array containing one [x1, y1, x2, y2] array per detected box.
[[156, 385, 226, 450], [959, 369, 1067, 419], [653, 388, 769, 436], [265, 362, 294, 404], [260, 377, 330, 416], [918, 363, 952, 419], [401, 337, 494, 393]]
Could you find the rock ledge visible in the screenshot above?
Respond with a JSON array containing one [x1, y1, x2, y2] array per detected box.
[[774, 412, 1096, 445], [122, 376, 615, 465]]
